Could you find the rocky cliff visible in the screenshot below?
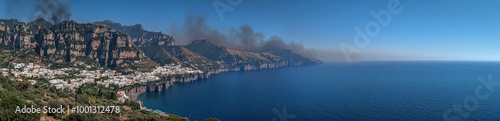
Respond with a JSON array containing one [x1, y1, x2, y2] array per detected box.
[[0, 19, 35, 51], [94, 20, 223, 71], [0, 19, 149, 68]]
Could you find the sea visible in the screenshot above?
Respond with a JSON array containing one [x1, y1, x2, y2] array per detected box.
[[138, 61, 500, 120]]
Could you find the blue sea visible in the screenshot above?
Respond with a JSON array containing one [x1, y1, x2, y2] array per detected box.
[[138, 61, 500, 120]]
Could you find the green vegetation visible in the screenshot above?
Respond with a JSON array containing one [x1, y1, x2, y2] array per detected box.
[[204, 117, 221, 121], [0, 76, 189, 121]]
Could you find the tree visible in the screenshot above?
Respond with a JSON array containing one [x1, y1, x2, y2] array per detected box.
[[47, 99, 66, 119], [76, 94, 90, 104], [126, 101, 141, 110], [16, 80, 32, 92]]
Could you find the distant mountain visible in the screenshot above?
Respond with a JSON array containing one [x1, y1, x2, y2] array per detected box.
[[135, 41, 222, 71], [264, 48, 322, 66], [28, 18, 53, 28], [184, 39, 321, 70], [94, 20, 175, 46]]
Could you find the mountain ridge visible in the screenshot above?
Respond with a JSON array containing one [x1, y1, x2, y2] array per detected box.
[[94, 20, 321, 71], [0, 18, 155, 69], [0, 19, 321, 72]]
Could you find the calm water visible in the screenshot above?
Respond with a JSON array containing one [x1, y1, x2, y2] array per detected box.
[[138, 61, 500, 120]]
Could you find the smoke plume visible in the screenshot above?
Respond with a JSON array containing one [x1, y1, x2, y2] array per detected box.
[[170, 15, 316, 57], [34, 0, 71, 23], [5, 0, 71, 23]]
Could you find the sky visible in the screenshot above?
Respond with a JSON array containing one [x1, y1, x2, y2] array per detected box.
[[0, 0, 499, 62]]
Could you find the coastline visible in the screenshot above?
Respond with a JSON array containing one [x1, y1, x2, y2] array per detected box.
[[125, 63, 320, 101], [125, 68, 228, 101]]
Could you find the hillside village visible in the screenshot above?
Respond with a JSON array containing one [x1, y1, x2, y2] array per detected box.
[[2, 62, 203, 91]]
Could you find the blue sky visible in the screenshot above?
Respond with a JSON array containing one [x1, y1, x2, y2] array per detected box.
[[1, 0, 499, 61]]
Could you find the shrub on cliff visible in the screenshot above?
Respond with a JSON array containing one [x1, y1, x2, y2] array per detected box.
[[204, 117, 221, 121]]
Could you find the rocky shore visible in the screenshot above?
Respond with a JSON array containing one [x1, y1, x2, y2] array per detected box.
[[125, 63, 309, 101]]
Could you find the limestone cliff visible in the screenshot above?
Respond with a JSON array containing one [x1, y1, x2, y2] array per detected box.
[[0, 19, 150, 68]]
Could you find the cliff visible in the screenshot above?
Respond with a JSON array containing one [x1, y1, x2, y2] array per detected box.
[[94, 20, 223, 70], [0, 19, 152, 68]]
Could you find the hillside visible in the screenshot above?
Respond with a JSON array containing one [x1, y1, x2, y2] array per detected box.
[[184, 39, 321, 70]]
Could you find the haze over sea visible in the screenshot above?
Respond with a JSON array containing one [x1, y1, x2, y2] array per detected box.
[[138, 61, 500, 120]]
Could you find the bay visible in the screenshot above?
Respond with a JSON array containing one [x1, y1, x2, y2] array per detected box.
[[138, 61, 500, 120]]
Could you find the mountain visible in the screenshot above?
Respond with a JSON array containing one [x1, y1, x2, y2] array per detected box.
[[28, 18, 53, 28], [94, 20, 175, 46], [94, 20, 223, 71], [265, 48, 322, 66], [0, 19, 153, 68], [93, 20, 322, 71], [0, 19, 320, 71], [185, 39, 321, 70]]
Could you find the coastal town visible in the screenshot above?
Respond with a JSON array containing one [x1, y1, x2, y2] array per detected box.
[[1, 62, 203, 91]]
